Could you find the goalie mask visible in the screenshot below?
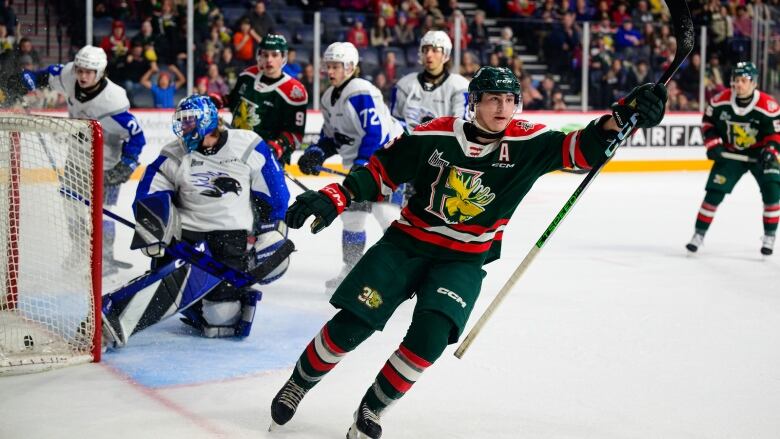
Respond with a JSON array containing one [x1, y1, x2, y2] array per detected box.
[[173, 94, 219, 152]]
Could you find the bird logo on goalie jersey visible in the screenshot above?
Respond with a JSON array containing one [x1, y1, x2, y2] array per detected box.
[[428, 165, 495, 224], [192, 171, 242, 197], [727, 122, 758, 149]]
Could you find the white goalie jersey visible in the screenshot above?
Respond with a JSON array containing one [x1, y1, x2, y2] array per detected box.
[[137, 129, 287, 232], [390, 72, 470, 130], [320, 77, 404, 167], [48, 62, 145, 170]]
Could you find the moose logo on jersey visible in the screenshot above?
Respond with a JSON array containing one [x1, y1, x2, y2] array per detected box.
[[726, 121, 758, 149], [192, 171, 242, 197], [427, 166, 495, 224], [232, 99, 261, 130]]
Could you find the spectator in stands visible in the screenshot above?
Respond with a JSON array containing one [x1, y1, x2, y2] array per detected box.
[[113, 43, 152, 97], [247, 0, 275, 45], [420, 14, 436, 38], [573, 0, 594, 21], [469, 10, 488, 63], [16, 38, 40, 68], [704, 53, 726, 101], [394, 12, 416, 50], [707, 4, 732, 60], [199, 63, 229, 100], [100, 20, 131, 62], [538, 75, 558, 110], [370, 16, 393, 48], [209, 14, 232, 48], [510, 54, 524, 80], [625, 59, 652, 91], [195, 76, 209, 95], [615, 20, 642, 62], [422, 0, 446, 28], [731, 5, 751, 57], [520, 75, 543, 110], [374, 71, 392, 102], [460, 51, 480, 80], [382, 50, 397, 84], [602, 58, 627, 104], [544, 12, 579, 80], [632, 0, 654, 25], [506, 0, 536, 18], [219, 46, 242, 88], [551, 90, 566, 110], [194, 0, 220, 40], [487, 51, 501, 68], [152, 0, 179, 43], [496, 26, 515, 66], [132, 19, 161, 63], [377, 0, 397, 28], [0, 0, 17, 36], [447, 10, 469, 51], [140, 63, 186, 108], [0, 23, 13, 54], [399, 0, 424, 27], [611, 1, 630, 26], [347, 18, 369, 49], [283, 48, 303, 79], [678, 52, 701, 97], [592, 12, 614, 37], [233, 18, 255, 65], [300, 63, 316, 109]]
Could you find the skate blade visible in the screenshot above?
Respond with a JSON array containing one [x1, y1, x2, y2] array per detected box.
[[268, 420, 282, 432], [346, 423, 372, 439]]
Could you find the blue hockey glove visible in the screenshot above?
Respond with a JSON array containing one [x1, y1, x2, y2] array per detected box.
[[286, 183, 351, 233], [104, 161, 136, 186], [21, 70, 37, 91], [611, 83, 668, 129], [298, 146, 326, 175]]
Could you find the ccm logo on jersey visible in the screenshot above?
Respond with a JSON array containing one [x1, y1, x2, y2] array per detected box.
[[436, 287, 467, 309], [492, 142, 515, 168]]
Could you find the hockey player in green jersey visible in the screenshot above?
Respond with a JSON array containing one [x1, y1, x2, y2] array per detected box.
[[270, 66, 668, 438], [685, 62, 780, 256], [227, 34, 308, 164]]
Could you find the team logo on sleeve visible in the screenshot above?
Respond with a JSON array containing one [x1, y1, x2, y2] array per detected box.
[[192, 171, 243, 197]]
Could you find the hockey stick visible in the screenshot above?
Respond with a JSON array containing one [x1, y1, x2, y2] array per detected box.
[[721, 151, 758, 163], [454, 0, 694, 359], [285, 171, 311, 191], [59, 187, 293, 287], [316, 166, 349, 177]]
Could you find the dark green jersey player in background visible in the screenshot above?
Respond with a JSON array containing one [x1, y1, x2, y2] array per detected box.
[[227, 34, 308, 164], [686, 62, 780, 256], [269, 66, 668, 439]]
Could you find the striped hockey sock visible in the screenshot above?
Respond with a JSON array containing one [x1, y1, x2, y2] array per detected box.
[[763, 203, 780, 235], [695, 201, 718, 232], [363, 344, 432, 413], [291, 324, 346, 388]]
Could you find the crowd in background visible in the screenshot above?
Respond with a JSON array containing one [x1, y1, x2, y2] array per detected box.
[[1, 0, 779, 111]]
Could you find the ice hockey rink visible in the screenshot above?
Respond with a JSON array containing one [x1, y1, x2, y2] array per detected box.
[[2, 170, 779, 439]]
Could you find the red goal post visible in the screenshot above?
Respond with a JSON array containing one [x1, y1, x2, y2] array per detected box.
[[0, 114, 103, 375]]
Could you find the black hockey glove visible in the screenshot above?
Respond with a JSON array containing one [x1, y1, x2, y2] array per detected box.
[[704, 137, 726, 161], [611, 83, 668, 129], [267, 140, 293, 165], [298, 146, 326, 175], [104, 161, 135, 186], [761, 145, 780, 174], [286, 183, 351, 234]]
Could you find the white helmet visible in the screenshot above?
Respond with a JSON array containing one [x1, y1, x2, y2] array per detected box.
[[74, 45, 108, 78], [419, 30, 452, 64], [323, 42, 359, 76]]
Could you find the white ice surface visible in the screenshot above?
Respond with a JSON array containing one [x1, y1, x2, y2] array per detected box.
[[2, 171, 779, 439]]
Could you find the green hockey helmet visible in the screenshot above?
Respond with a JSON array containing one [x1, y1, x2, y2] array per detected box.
[[259, 34, 289, 53], [731, 61, 758, 82], [468, 66, 521, 106]]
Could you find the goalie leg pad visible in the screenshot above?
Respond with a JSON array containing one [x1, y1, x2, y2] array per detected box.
[[102, 242, 224, 347], [202, 299, 242, 326], [131, 192, 182, 252], [252, 222, 291, 284]]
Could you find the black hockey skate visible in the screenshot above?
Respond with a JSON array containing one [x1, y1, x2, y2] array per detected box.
[[269, 378, 309, 429], [346, 402, 382, 439], [761, 235, 775, 256], [686, 232, 705, 253]]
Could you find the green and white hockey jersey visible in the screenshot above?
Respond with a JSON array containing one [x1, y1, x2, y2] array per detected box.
[[702, 89, 780, 157], [344, 116, 613, 263], [227, 66, 308, 161]]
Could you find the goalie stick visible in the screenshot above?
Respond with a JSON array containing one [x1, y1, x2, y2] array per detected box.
[[59, 186, 294, 287], [454, 0, 694, 359]]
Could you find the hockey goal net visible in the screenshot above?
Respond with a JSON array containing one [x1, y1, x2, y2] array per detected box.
[[0, 114, 103, 375]]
